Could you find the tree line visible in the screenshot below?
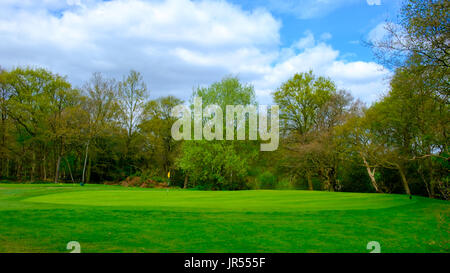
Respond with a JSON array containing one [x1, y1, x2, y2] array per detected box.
[[0, 0, 448, 199]]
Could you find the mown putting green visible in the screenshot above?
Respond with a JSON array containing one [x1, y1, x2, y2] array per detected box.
[[24, 189, 415, 212], [0, 183, 448, 253]]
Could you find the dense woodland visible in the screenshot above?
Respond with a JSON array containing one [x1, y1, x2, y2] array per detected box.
[[0, 0, 448, 199]]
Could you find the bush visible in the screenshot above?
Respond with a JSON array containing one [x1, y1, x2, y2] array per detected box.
[[258, 171, 277, 189], [340, 164, 374, 193], [275, 178, 292, 190]]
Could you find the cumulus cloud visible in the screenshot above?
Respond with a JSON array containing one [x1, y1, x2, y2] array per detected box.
[[368, 22, 389, 43], [252, 37, 391, 103], [293, 31, 316, 49], [0, 0, 390, 105]]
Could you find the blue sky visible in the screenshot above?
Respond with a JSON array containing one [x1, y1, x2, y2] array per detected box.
[[230, 0, 402, 62], [0, 0, 403, 104]]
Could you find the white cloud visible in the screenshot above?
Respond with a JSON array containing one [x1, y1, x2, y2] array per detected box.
[[0, 0, 390, 105], [366, 0, 381, 6], [368, 22, 388, 42], [293, 31, 316, 49], [252, 38, 391, 104], [325, 61, 390, 102]]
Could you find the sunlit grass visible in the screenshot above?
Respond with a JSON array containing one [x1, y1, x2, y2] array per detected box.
[[0, 184, 448, 253]]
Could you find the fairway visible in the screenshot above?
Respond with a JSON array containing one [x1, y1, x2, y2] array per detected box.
[[0, 184, 449, 253]]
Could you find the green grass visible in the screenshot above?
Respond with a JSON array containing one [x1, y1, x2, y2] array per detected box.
[[0, 183, 448, 253]]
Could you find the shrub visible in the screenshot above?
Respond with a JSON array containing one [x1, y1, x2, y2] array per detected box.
[[259, 171, 277, 189], [275, 178, 292, 190]]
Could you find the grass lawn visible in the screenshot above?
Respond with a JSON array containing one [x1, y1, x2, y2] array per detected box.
[[0, 183, 448, 253]]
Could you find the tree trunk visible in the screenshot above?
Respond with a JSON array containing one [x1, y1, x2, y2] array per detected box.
[[82, 140, 90, 183], [31, 150, 36, 182], [427, 157, 435, 197], [307, 172, 313, 191], [64, 157, 75, 184], [87, 155, 91, 183], [6, 158, 9, 178], [328, 168, 337, 192], [184, 174, 188, 189], [16, 160, 22, 181], [361, 154, 381, 192], [397, 165, 411, 196], [419, 165, 432, 198], [43, 154, 47, 181], [1, 158, 4, 178], [54, 155, 61, 183]]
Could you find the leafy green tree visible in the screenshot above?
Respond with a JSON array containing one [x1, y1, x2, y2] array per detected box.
[[0, 68, 14, 178], [81, 72, 119, 183], [273, 71, 335, 135], [363, 0, 449, 198], [370, 0, 449, 110], [118, 70, 148, 175], [274, 71, 356, 191], [4, 67, 82, 182], [177, 76, 258, 190], [371, 0, 449, 70], [178, 140, 250, 190], [358, 63, 448, 196], [335, 114, 382, 193], [140, 96, 183, 174]]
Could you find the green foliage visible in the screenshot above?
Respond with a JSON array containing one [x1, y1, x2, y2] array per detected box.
[[274, 71, 356, 192], [178, 140, 250, 190], [193, 76, 256, 109], [340, 161, 374, 193], [177, 76, 259, 190], [400, 0, 449, 68], [258, 171, 277, 189], [273, 70, 336, 134], [274, 177, 292, 190]]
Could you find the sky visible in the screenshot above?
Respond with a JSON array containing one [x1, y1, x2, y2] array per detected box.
[[0, 0, 403, 105]]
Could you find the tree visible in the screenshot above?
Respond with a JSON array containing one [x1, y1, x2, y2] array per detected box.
[[370, 0, 449, 104], [177, 140, 251, 190], [46, 78, 82, 183], [335, 115, 383, 193], [81, 72, 119, 183], [371, 0, 449, 70], [139, 96, 183, 174], [177, 76, 259, 190], [274, 71, 356, 191], [118, 70, 148, 175], [366, 0, 449, 198], [4, 67, 82, 183], [273, 71, 335, 135], [356, 63, 449, 197], [0, 68, 14, 178]]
